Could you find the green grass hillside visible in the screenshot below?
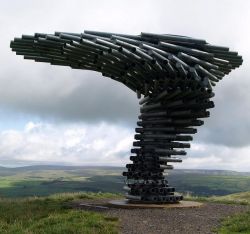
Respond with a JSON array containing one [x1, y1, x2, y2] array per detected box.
[[168, 172, 250, 196], [218, 191, 250, 205], [0, 192, 120, 234], [186, 191, 250, 233], [0, 166, 249, 198], [0, 190, 249, 233], [186, 191, 250, 205], [218, 211, 250, 234], [216, 192, 250, 233]]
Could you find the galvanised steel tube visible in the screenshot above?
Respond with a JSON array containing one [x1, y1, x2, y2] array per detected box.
[[10, 30, 243, 204]]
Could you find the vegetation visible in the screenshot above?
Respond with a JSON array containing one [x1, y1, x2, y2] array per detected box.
[[0, 165, 250, 234], [0, 166, 124, 197], [185, 191, 250, 205], [168, 173, 250, 196], [185, 191, 250, 233], [0, 166, 249, 198], [0, 192, 119, 234], [217, 211, 250, 234], [218, 192, 250, 234]]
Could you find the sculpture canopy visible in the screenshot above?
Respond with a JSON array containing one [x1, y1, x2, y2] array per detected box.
[[10, 30, 242, 96], [10, 31, 243, 203]]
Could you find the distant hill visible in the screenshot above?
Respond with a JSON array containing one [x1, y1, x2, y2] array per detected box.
[[0, 165, 248, 175], [188, 191, 250, 206], [0, 165, 249, 198], [220, 191, 250, 204], [0, 165, 249, 175], [170, 169, 250, 176]]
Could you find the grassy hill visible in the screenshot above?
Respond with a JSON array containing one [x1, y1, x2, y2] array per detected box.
[[185, 191, 250, 233], [168, 170, 250, 196], [0, 190, 249, 234], [0, 192, 120, 234], [208, 192, 250, 233], [216, 191, 250, 205], [186, 191, 250, 205], [0, 166, 249, 198], [218, 210, 250, 234]]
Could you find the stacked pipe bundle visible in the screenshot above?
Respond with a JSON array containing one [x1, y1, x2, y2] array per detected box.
[[10, 31, 242, 203]]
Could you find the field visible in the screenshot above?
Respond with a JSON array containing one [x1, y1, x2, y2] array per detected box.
[[0, 192, 119, 234], [187, 191, 250, 205], [168, 170, 250, 196], [0, 191, 249, 234], [210, 192, 250, 233], [218, 210, 250, 234], [0, 165, 249, 234], [184, 192, 250, 233], [0, 166, 123, 197], [0, 166, 249, 198]]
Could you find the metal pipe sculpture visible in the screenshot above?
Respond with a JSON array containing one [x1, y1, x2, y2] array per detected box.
[[10, 31, 243, 203]]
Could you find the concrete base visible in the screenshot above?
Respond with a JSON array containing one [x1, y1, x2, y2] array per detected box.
[[108, 199, 203, 209]]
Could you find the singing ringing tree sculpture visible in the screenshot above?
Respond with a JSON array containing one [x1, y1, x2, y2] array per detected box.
[[10, 30, 243, 203]]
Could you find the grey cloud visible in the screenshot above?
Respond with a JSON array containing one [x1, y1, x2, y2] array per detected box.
[[179, 142, 250, 172], [196, 67, 250, 147], [0, 66, 139, 124], [0, 0, 249, 148]]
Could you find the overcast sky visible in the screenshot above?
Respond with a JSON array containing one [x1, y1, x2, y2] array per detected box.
[[0, 0, 249, 171]]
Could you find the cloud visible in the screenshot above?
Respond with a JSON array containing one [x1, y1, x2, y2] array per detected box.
[[177, 142, 250, 172], [197, 71, 250, 147], [0, 121, 249, 171], [0, 0, 249, 170], [0, 121, 133, 167], [0, 67, 138, 124]]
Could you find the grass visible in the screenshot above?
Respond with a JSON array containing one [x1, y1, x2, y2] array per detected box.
[[0, 168, 124, 198], [0, 166, 250, 233], [0, 166, 250, 198], [185, 191, 250, 233], [0, 192, 120, 234], [185, 191, 250, 205], [217, 211, 250, 234], [0, 188, 250, 233], [169, 174, 250, 196], [48, 191, 122, 201]]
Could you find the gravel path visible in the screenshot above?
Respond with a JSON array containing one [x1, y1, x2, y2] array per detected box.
[[72, 200, 250, 234]]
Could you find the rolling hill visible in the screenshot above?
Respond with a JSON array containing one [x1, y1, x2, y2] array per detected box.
[[0, 165, 249, 198]]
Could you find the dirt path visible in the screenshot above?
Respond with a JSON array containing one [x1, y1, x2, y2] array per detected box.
[[72, 200, 250, 234]]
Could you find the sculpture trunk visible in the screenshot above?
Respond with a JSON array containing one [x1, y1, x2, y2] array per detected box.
[[123, 85, 213, 203]]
